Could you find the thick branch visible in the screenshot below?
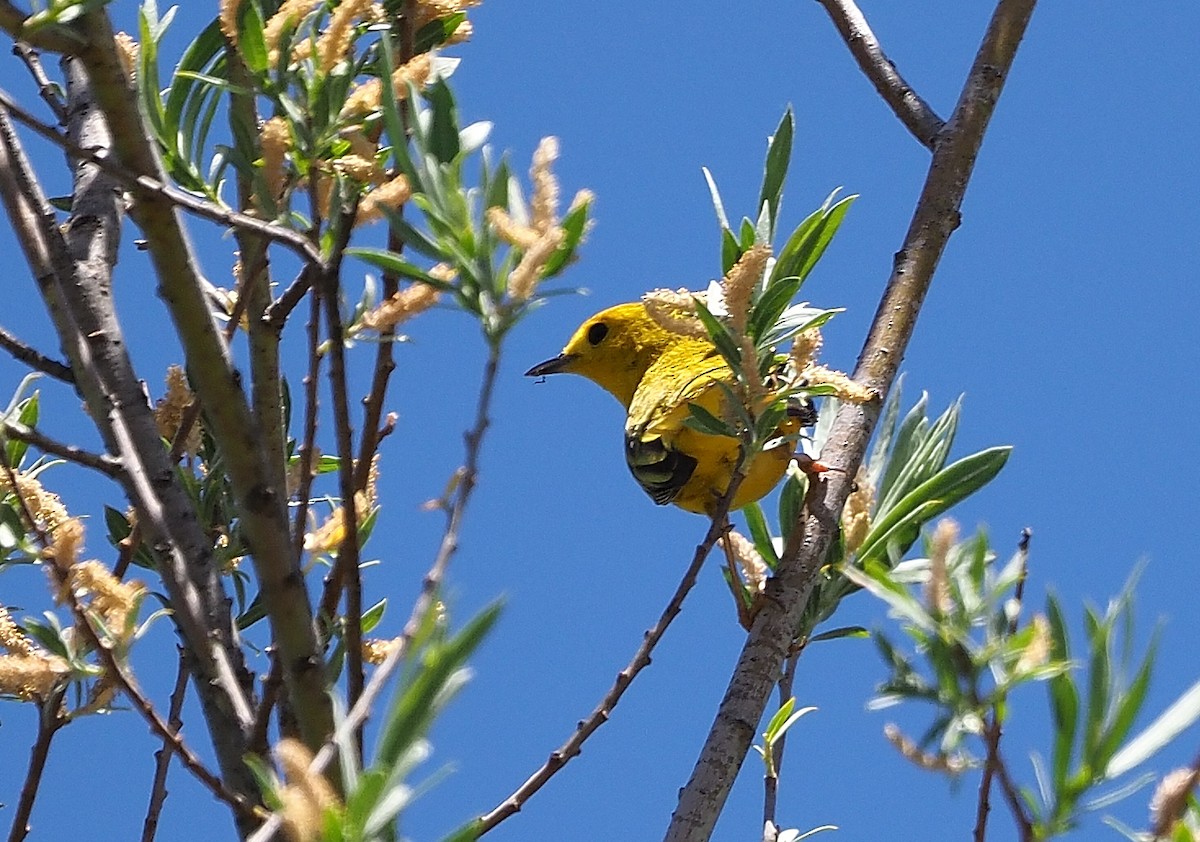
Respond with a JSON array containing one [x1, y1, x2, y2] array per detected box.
[[815, 0, 944, 149], [665, 2, 1038, 838], [71, 9, 333, 753]]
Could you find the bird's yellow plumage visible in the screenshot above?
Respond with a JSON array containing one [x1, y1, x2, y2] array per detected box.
[[527, 302, 800, 514]]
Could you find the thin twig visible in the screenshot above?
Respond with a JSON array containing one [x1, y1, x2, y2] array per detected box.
[[248, 342, 508, 842], [974, 529, 1034, 842], [0, 325, 74, 382], [814, 0, 944, 149], [478, 470, 748, 834], [11, 43, 67, 124], [763, 646, 802, 830], [1, 419, 123, 477], [0, 86, 323, 266], [140, 651, 190, 842], [248, 654, 284, 758], [6, 692, 66, 842], [318, 204, 366, 741], [290, 282, 323, 564], [665, 1, 1039, 837]]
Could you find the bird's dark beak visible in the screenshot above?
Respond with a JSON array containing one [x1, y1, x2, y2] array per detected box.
[[525, 353, 577, 377]]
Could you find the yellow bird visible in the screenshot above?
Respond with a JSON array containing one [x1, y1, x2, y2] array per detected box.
[[526, 301, 806, 515]]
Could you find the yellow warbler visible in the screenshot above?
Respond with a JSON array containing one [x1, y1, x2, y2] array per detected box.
[[526, 301, 803, 515]]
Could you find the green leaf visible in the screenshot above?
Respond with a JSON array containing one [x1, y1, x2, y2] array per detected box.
[[375, 603, 502, 767], [361, 598, 388, 634], [777, 466, 806, 545], [1046, 594, 1079, 791], [702, 166, 731, 231], [809, 626, 869, 643], [377, 30, 419, 186], [426, 79, 461, 164], [841, 562, 936, 632], [748, 275, 802, 343], [346, 247, 454, 289], [855, 446, 1011, 567], [738, 217, 757, 250], [440, 819, 483, 842], [1106, 677, 1200, 779], [235, 0, 268, 74], [720, 226, 741, 275], [742, 502, 780, 569], [1082, 610, 1112, 767], [1096, 634, 1156, 772], [770, 192, 856, 285], [684, 404, 736, 438], [757, 107, 793, 238], [692, 299, 742, 373]]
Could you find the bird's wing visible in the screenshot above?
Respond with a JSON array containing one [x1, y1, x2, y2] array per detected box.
[[624, 344, 726, 505]]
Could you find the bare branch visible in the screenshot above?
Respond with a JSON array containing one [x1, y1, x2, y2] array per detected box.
[[815, 0, 944, 149], [7, 693, 66, 842], [665, 2, 1039, 837], [12, 43, 67, 123], [140, 652, 191, 842], [1, 418, 123, 477], [0, 3, 81, 53], [0, 325, 74, 382]]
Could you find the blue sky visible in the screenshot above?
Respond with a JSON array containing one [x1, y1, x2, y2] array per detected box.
[[1, 2, 1198, 841]]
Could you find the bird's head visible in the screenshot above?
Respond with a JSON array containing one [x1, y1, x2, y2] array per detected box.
[[525, 302, 678, 407]]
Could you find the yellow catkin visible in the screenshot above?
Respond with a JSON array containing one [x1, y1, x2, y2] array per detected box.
[[486, 207, 540, 250], [0, 653, 69, 701], [803, 364, 875, 404], [723, 244, 771, 334], [841, 465, 874, 554], [265, 0, 318, 65], [1016, 614, 1051, 673], [261, 117, 291, 205], [720, 530, 768, 595], [1, 471, 69, 536], [362, 637, 400, 665], [276, 738, 339, 841], [529, 136, 560, 234], [334, 153, 382, 184], [884, 723, 968, 775], [218, 0, 242, 45], [414, 0, 462, 27], [341, 53, 433, 117], [0, 604, 34, 657], [154, 365, 201, 456], [114, 32, 139, 80], [790, 328, 823, 373], [506, 227, 564, 302], [43, 516, 83, 573], [360, 281, 439, 330], [70, 561, 145, 638], [356, 174, 412, 224], [642, 288, 708, 340], [316, 0, 374, 72], [926, 518, 958, 615], [446, 19, 473, 44], [1150, 767, 1200, 837]]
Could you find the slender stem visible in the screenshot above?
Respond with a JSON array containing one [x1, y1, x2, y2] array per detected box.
[[248, 342, 508, 842], [140, 651, 191, 842], [974, 529, 1034, 842], [11, 43, 67, 124], [290, 284, 324, 565], [1, 419, 122, 477], [248, 655, 284, 758], [0, 325, 74, 382], [665, 2, 1039, 837], [763, 647, 801, 829], [814, 0, 944, 149], [478, 470, 748, 835], [7, 694, 66, 842]]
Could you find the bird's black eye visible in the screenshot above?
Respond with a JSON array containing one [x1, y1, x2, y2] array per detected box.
[[587, 321, 609, 346]]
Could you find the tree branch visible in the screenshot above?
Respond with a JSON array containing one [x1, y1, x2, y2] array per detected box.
[[71, 9, 333, 754], [0, 326, 74, 382], [6, 694, 66, 842], [665, 2, 1039, 838], [0, 418, 123, 477], [140, 651, 191, 842], [814, 0, 944, 149]]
